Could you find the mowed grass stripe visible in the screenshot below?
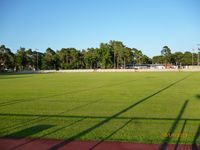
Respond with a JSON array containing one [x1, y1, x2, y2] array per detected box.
[[48, 74, 190, 149], [0, 75, 138, 107], [0, 72, 199, 145]]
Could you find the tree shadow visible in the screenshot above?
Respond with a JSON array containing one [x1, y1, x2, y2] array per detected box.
[[192, 125, 200, 150], [89, 118, 133, 150], [1, 113, 200, 123], [47, 75, 189, 150], [174, 120, 187, 150], [4, 124, 54, 138], [0, 99, 101, 134], [159, 100, 189, 150], [6, 118, 85, 150], [196, 94, 200, 100]]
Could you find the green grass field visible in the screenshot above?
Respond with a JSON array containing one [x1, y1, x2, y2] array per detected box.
[[0, 72, 200, 145]]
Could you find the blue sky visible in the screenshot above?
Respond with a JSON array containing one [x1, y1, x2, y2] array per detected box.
[[0, 0, 199, 57]]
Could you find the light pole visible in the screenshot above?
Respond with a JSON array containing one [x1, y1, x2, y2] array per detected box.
[[37, 52, 38, 70], [198, 44, 200, 66], [36, 49, 39, 70], [192, 49, 195, 66], [198, 48, 200, 66], [114, 50, 116, 69]]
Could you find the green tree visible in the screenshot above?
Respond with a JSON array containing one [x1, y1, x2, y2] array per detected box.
[[181, 51, 192, 65], [84, 48, 98, 69], [141, 55, 152, 64], [109, 40, 125, 68], [70, 48, 80, 69], [58, 48, 71, 69], [16, 47, 28, 70], [32, 51, 43, 70], [26, 49, 34, 69], [152, 55, 164, 64], [42, 48, 57, 69], [0, 45, 15, 71], [121, 47, 133, 68], [58, 48, 81, 69], [98, 43, 113, 68], [171, 52, 183, 65], [161, 46, 172, 64], [133, 48, 143, 64]]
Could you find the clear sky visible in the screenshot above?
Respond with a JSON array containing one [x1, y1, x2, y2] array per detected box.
[[0, 0, 199, 57]]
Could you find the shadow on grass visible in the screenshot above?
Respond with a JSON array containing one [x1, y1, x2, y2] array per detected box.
[[174, 120, 187, 150], [1, 113, 200, 122], [0, 112, 200, 141], [47, 75, 189, 150], [192, 125, 200, 150], [89, 118, 134, 150], [4, 124, 54, 138], [159, 100, 188, 150], [6, 118, 85, 150], [0, 99, 101, 134], [0, 75, 190, 149], [196, 94, 200, 100]]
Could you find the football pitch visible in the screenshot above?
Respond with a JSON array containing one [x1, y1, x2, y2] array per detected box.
[[0, 72, 200, 145]]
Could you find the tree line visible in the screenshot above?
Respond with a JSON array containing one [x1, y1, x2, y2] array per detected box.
[[0, 41, 198, 71]]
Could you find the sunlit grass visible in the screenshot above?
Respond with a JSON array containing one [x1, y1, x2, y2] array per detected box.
[[0, 72, 200, 144]]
